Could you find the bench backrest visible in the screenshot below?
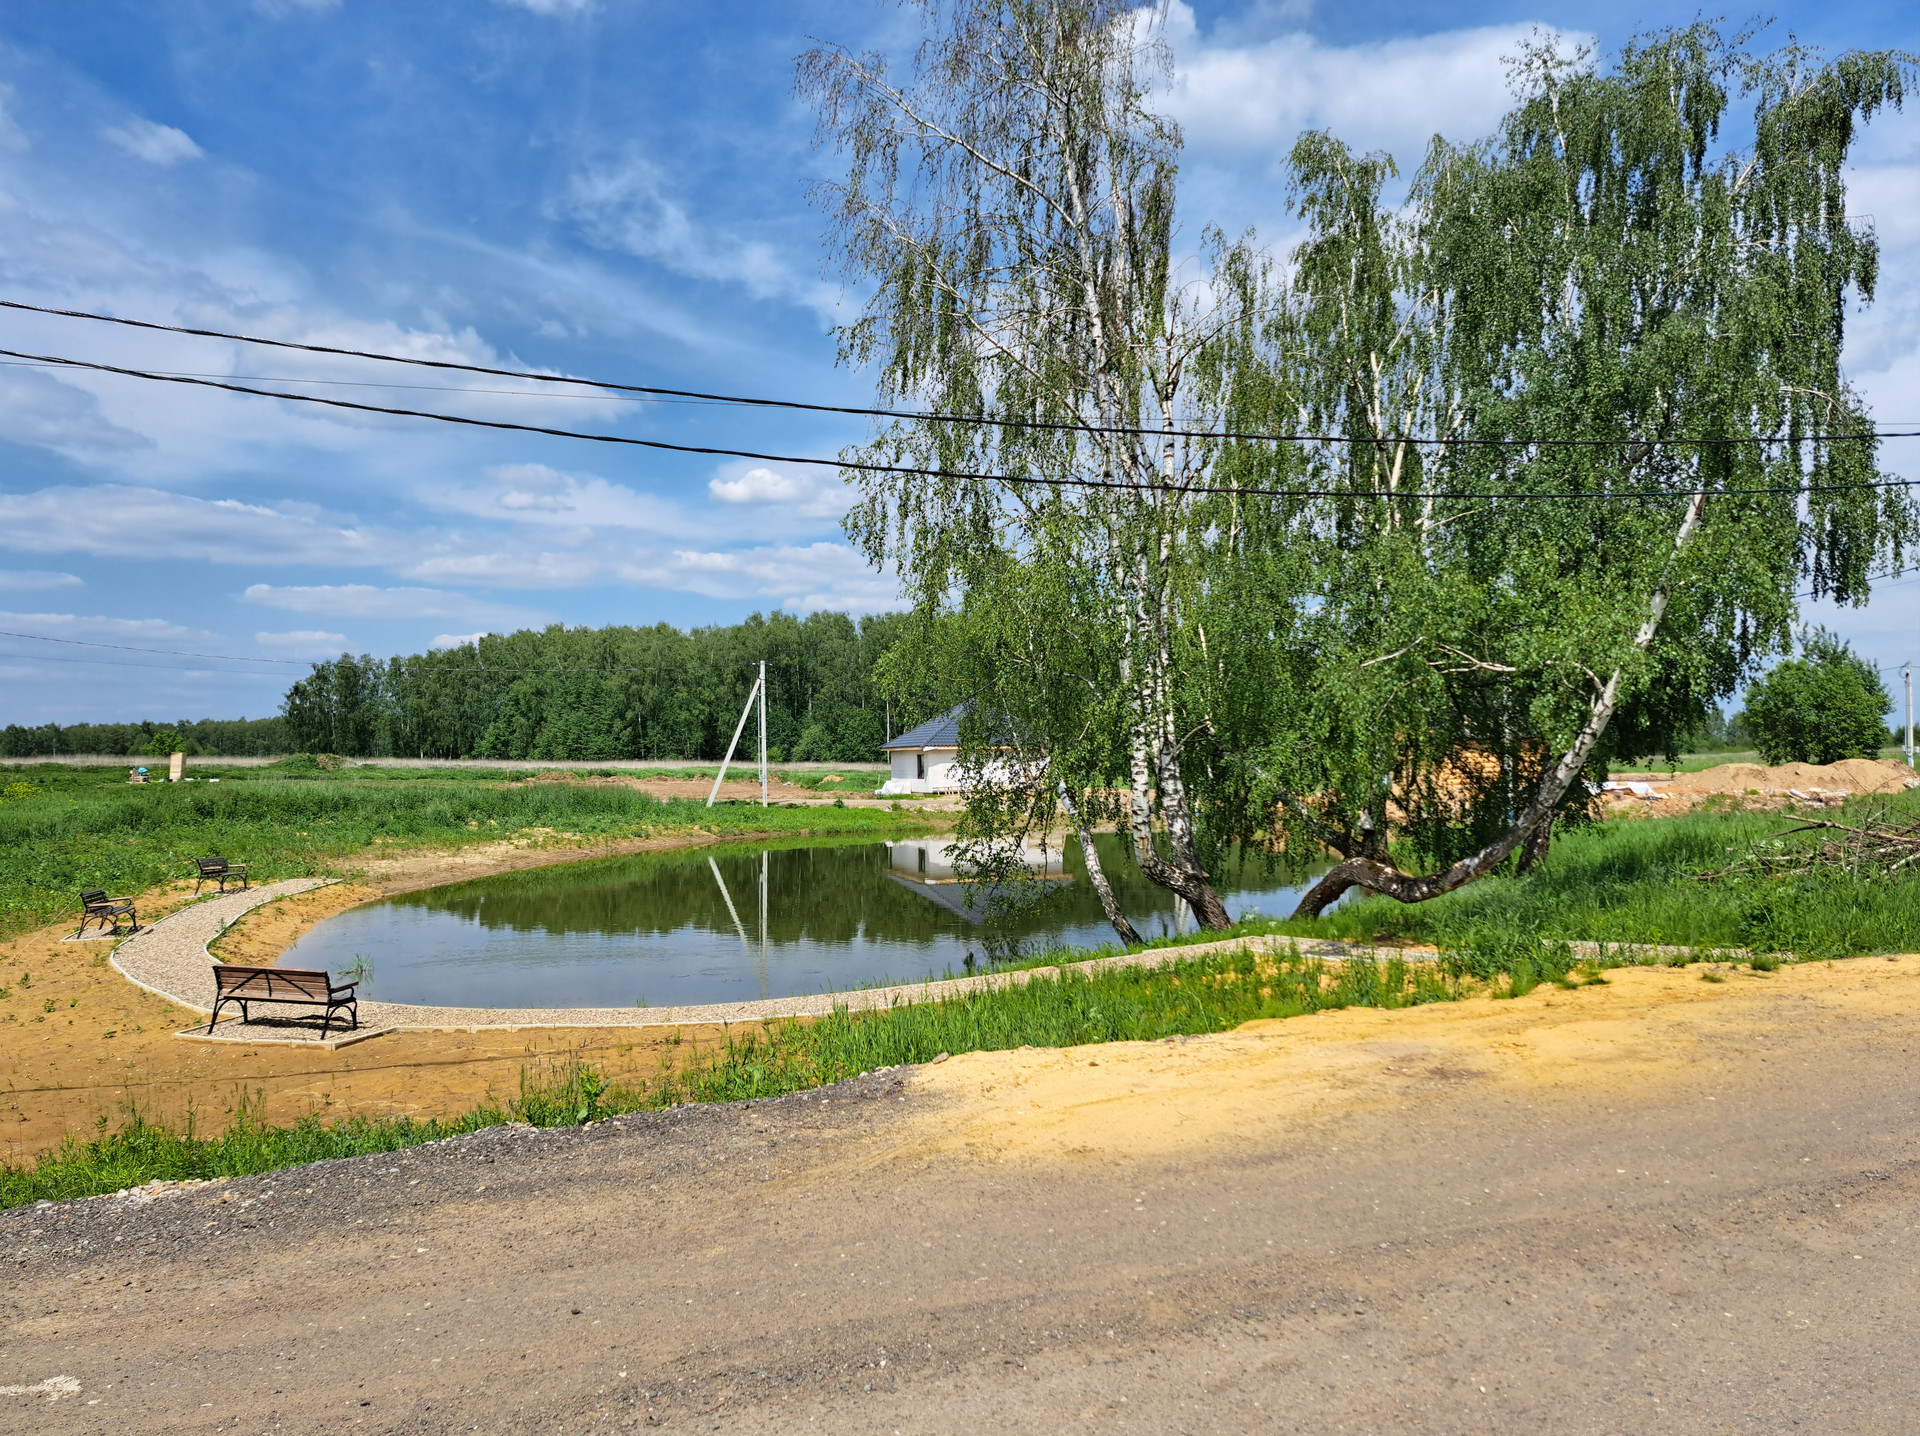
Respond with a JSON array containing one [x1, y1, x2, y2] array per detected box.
[[196, 856, 231, 875], [213, 965, 339, 1000], [80, 888, 107, 907]]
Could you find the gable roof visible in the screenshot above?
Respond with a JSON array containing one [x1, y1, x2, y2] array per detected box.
[[880, 705, 964, 751]]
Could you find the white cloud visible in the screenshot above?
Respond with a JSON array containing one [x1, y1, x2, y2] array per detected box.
[[1160, 6, 1575, 169], [242, 583, 538, 624], [0, 610, 212, 641], [0, 570, 83, 592], [254, 629, 348, 656], [553, 156, 840, 318], [0, 486, 395, 566], [252, 0, 340, 15], [707, 462, 850, 519], [0, 367, 149, 451], [426, 462, 703, 537], [497, 0, 592, 13], [623, 542, 900, 613], [100, 119, 204, 167], [429, 631, 490, 649], [403, 550, 605, 588]]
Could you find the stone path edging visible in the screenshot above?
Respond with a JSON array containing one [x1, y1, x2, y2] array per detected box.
[[109, 881, 1754, 1036]]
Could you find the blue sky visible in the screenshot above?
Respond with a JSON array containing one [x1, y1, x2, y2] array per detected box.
[[0, 0, 1915, 727]]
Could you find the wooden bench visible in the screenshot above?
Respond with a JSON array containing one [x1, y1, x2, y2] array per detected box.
[[75, 888, 140, 938], [208, 965, 358, 1038], [193, 855, 249, 894]]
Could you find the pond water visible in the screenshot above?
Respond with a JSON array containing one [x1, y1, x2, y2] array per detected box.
[[279, 834, 1325, 1010]]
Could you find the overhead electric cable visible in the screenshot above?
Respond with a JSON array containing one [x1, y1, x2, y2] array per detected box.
[[0, 629, 308, 663], [3, 297, 1913, 449], [4, 343, 1917, 504]]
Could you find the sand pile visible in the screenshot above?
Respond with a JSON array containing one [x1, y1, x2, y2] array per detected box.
[[1602, 756, 1920, 814]]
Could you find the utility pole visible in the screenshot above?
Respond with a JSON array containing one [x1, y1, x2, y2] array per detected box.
[[1906, 662, 1913, 769], [758, 658, 768, 806]]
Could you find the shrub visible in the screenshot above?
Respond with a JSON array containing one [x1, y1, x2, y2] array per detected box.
[[1744, 629, 1891, 765]]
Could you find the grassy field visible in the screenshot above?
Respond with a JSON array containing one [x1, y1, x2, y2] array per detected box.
[[0, 759, 926, 940]]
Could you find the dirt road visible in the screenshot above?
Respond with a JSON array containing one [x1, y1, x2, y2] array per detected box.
[[4, 958, 1916, 1434]]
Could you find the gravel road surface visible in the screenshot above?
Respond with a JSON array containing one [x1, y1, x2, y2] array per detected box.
[[3, 964, 1916, 1434]]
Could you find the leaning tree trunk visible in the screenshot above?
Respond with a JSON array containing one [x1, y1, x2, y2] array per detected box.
[[1292, 491, 1708, 919], [1057, 780, 1142, 946]]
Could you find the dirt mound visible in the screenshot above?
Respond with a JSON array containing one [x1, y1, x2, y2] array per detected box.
[[1603, 756, 1919, 815], [1665, 757, 1916, 797]]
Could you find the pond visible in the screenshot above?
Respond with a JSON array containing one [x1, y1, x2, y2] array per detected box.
[[278, 834, 1327, 1010]]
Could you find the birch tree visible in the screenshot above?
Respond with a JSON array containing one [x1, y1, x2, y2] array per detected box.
[[1233, 29, 1917, 915], [800, 0, 1303, 936]]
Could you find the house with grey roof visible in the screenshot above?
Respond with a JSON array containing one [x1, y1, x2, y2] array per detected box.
[[877, 705, 966, 795]]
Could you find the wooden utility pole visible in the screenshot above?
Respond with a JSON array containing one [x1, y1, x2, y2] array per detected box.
[[758, 659, 768, 806]]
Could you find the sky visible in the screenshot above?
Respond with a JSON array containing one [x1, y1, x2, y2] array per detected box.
[[0, 0, 1915, 727]]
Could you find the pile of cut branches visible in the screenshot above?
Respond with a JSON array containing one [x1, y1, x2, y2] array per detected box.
[[1695, 809, 1920, 882]]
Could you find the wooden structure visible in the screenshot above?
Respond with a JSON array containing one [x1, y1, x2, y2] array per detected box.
[[74, 889, 140, 938], [193, 855, 250, 894], [207, 965, 358, 1037]]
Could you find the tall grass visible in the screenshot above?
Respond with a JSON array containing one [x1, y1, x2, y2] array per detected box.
[[1284, 794, 1920, 959], [1, 945, 1453, 1207], [0, 762, 923, 938]]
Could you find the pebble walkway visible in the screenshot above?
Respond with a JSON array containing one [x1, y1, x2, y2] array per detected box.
[[110, 881, 1737, 1038]]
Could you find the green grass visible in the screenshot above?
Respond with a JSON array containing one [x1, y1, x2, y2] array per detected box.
[[0, 761, 930, 940], [1274, 791, 1920, 959], [1, 943, 1456, 1207]]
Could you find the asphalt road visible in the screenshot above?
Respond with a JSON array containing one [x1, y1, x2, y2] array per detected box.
[[3, 998, 1916, 1435]]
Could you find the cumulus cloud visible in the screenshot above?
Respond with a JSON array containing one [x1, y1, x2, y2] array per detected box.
[[429, 631, 492, 650], [0, 570, 83, 592], [254, 629, 348, 656], [1161, 5, 1559, 165], [100, 118, 204, 167], [707, 462, 850, 520], [242, 583, 539, 624]]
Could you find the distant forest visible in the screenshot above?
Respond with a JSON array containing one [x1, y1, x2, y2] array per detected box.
[[277, 610, 924, 762], [0, 715, 290, 759], [2, 612, 925, 762]]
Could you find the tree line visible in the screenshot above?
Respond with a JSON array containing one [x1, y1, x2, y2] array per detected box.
[[279, 609, 923, 762], [0, 716, 290, 759]]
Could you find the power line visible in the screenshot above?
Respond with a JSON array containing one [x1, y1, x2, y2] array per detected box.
[[0, 629, 307, 663], [3, 296, 1913, 450], [6, 343, 1918, 504]]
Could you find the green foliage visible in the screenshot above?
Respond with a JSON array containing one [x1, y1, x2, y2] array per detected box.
[[0, 762, 921, 940], [1742, 628, 1892, 764], [280, 610, 918, 763]]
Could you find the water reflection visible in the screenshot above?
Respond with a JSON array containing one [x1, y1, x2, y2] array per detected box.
[[278, 834, 1323, 1010]]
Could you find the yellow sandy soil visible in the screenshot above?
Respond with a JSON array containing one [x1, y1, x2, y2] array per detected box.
[[0, 893, 740, 1163], [906, 954, 1920, 1164], [1601, 756, 1917, 816]]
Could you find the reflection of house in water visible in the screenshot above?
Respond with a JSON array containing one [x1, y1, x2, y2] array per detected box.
[[883, 837, 1071, 923]]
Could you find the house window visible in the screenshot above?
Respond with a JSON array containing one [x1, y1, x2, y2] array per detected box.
[[916, 753, 925, 780], [917, 846, 927, 874]]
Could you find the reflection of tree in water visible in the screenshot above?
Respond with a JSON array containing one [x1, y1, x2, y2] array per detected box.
[[384, 833, 1318, 953]]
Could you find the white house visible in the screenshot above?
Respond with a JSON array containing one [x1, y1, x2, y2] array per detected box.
[[877, 707, 967, 795]]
